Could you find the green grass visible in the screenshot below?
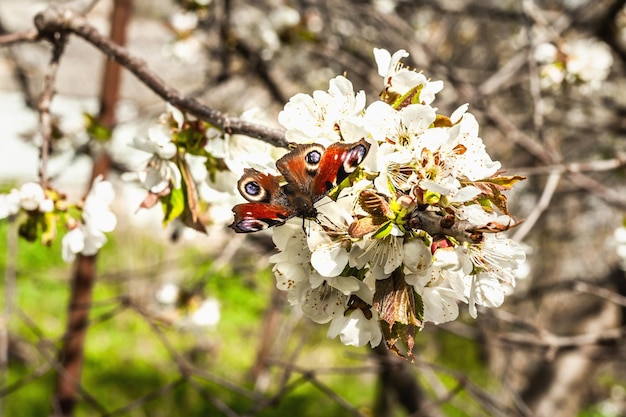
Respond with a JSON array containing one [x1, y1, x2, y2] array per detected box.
[[1, 219, 528, 416], [0, 222, 384, 416]]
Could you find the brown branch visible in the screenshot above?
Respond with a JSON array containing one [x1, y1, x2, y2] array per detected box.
[[37, 32, 67, 189], [412, 356, 531, 417], [0, 29, 38, 46], [33, 5, 288, 149], [486, 104, 626, 211], [513, 154, 626, 176], [105, 378, 187, 417]]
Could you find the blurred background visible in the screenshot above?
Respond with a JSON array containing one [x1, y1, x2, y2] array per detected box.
[[1, 0, 626, 416]]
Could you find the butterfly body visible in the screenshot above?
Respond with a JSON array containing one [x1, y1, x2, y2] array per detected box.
[[230, 139, 371, 233]]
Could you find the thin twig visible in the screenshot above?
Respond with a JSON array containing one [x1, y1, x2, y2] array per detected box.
[[574, 281, 626, 308], [0, 29, 38, 46], [104, 378, 187, 417], [14, 308, 109, 415], [513, 155, 626, 176], [126, 300, 243, 417], [37, 33, 67, 189], [33, 6, 288, 149], [512, 170, 561, 242]]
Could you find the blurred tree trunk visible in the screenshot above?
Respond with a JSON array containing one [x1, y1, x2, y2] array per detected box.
[[52, 0, 131, 414]]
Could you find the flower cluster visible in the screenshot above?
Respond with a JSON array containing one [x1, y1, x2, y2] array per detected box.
[[266, 48, 526, 358], [0, 177, 116, 262], [163, 10, 206, 64], [126, 104, 240, 232], [62, 176, 117, 262], [0, 182, 54, 218], [534, 38, 613, 91]]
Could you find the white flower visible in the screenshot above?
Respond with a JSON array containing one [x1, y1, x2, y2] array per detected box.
[[295, 280, 347, 324], [534, 42, 558, 63], [535, 39, 613, 91], [420, 286, 462, 324], [165, 36, 204, 64], [0, 183, 54, 218], [365, 102, 436, 150], [18, 182, 53, 212], [18, 182, 45, 211], [170, 11, 198, 33], [0, 189, 21, 219], [350, 231, 404, 279], [373, 48, 443, 103], [564, 38, 613, 87], [132, 126, 177, 159], [374, 47, 409, 81], [402, 239, 432, 277], [278, 75, 366, 146], [136, 156, 181, 194], [190, 297, 220, 328], [156, 283, 180, 305], [83, 178, 117, 233], [61, 227, 85, 263], [270, 221, 312, 291], [466, 234, 526, 318], [307, 191, 358, 277], [255, 46, 526, 352], [373, 143, 415, 195], [443, 113, 501, 181], [268, 5, 300, 30], [327, 308, 382, 347], [62, 177, 117, 263]]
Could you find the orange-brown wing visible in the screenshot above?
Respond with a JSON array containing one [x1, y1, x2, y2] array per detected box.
[[310, 139, 371, 197]]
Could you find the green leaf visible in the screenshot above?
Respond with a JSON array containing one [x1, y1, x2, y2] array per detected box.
[[84, 113, 112, 142], [475, 175, 526, 189], [422, 190, 441, 205], [391, 84, 424, 109], [372, 220, 393, 239], [161, 186, 185, 226]]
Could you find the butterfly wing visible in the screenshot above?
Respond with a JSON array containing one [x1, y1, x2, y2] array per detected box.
[[231, 139, 371, 233], [230, 168, 294, 233], [230, 203, 294, 233], [310, 138, 371, 197], [275, 143, 326, 195], [236, 168, 286, 204]]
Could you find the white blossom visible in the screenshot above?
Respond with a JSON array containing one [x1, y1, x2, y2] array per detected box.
[[535, 39, 613, 91], [0, 189, 21, 219], [190, 297, 221, 328], [278, 75, 366, 146], [327, 308, 382, 347], [62, 176, 117, 263], [261, 47, 526, 352]]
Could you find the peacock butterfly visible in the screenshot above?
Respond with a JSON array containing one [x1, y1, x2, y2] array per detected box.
[[230, 138, 371, 233]]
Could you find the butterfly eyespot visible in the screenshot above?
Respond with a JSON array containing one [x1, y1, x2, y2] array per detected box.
[[342, 143, 369, 173], [239, 178, 267, 202], [235, 219, 270, 232], [245, 181, 261, 196], [305, 150, 321, 164]]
